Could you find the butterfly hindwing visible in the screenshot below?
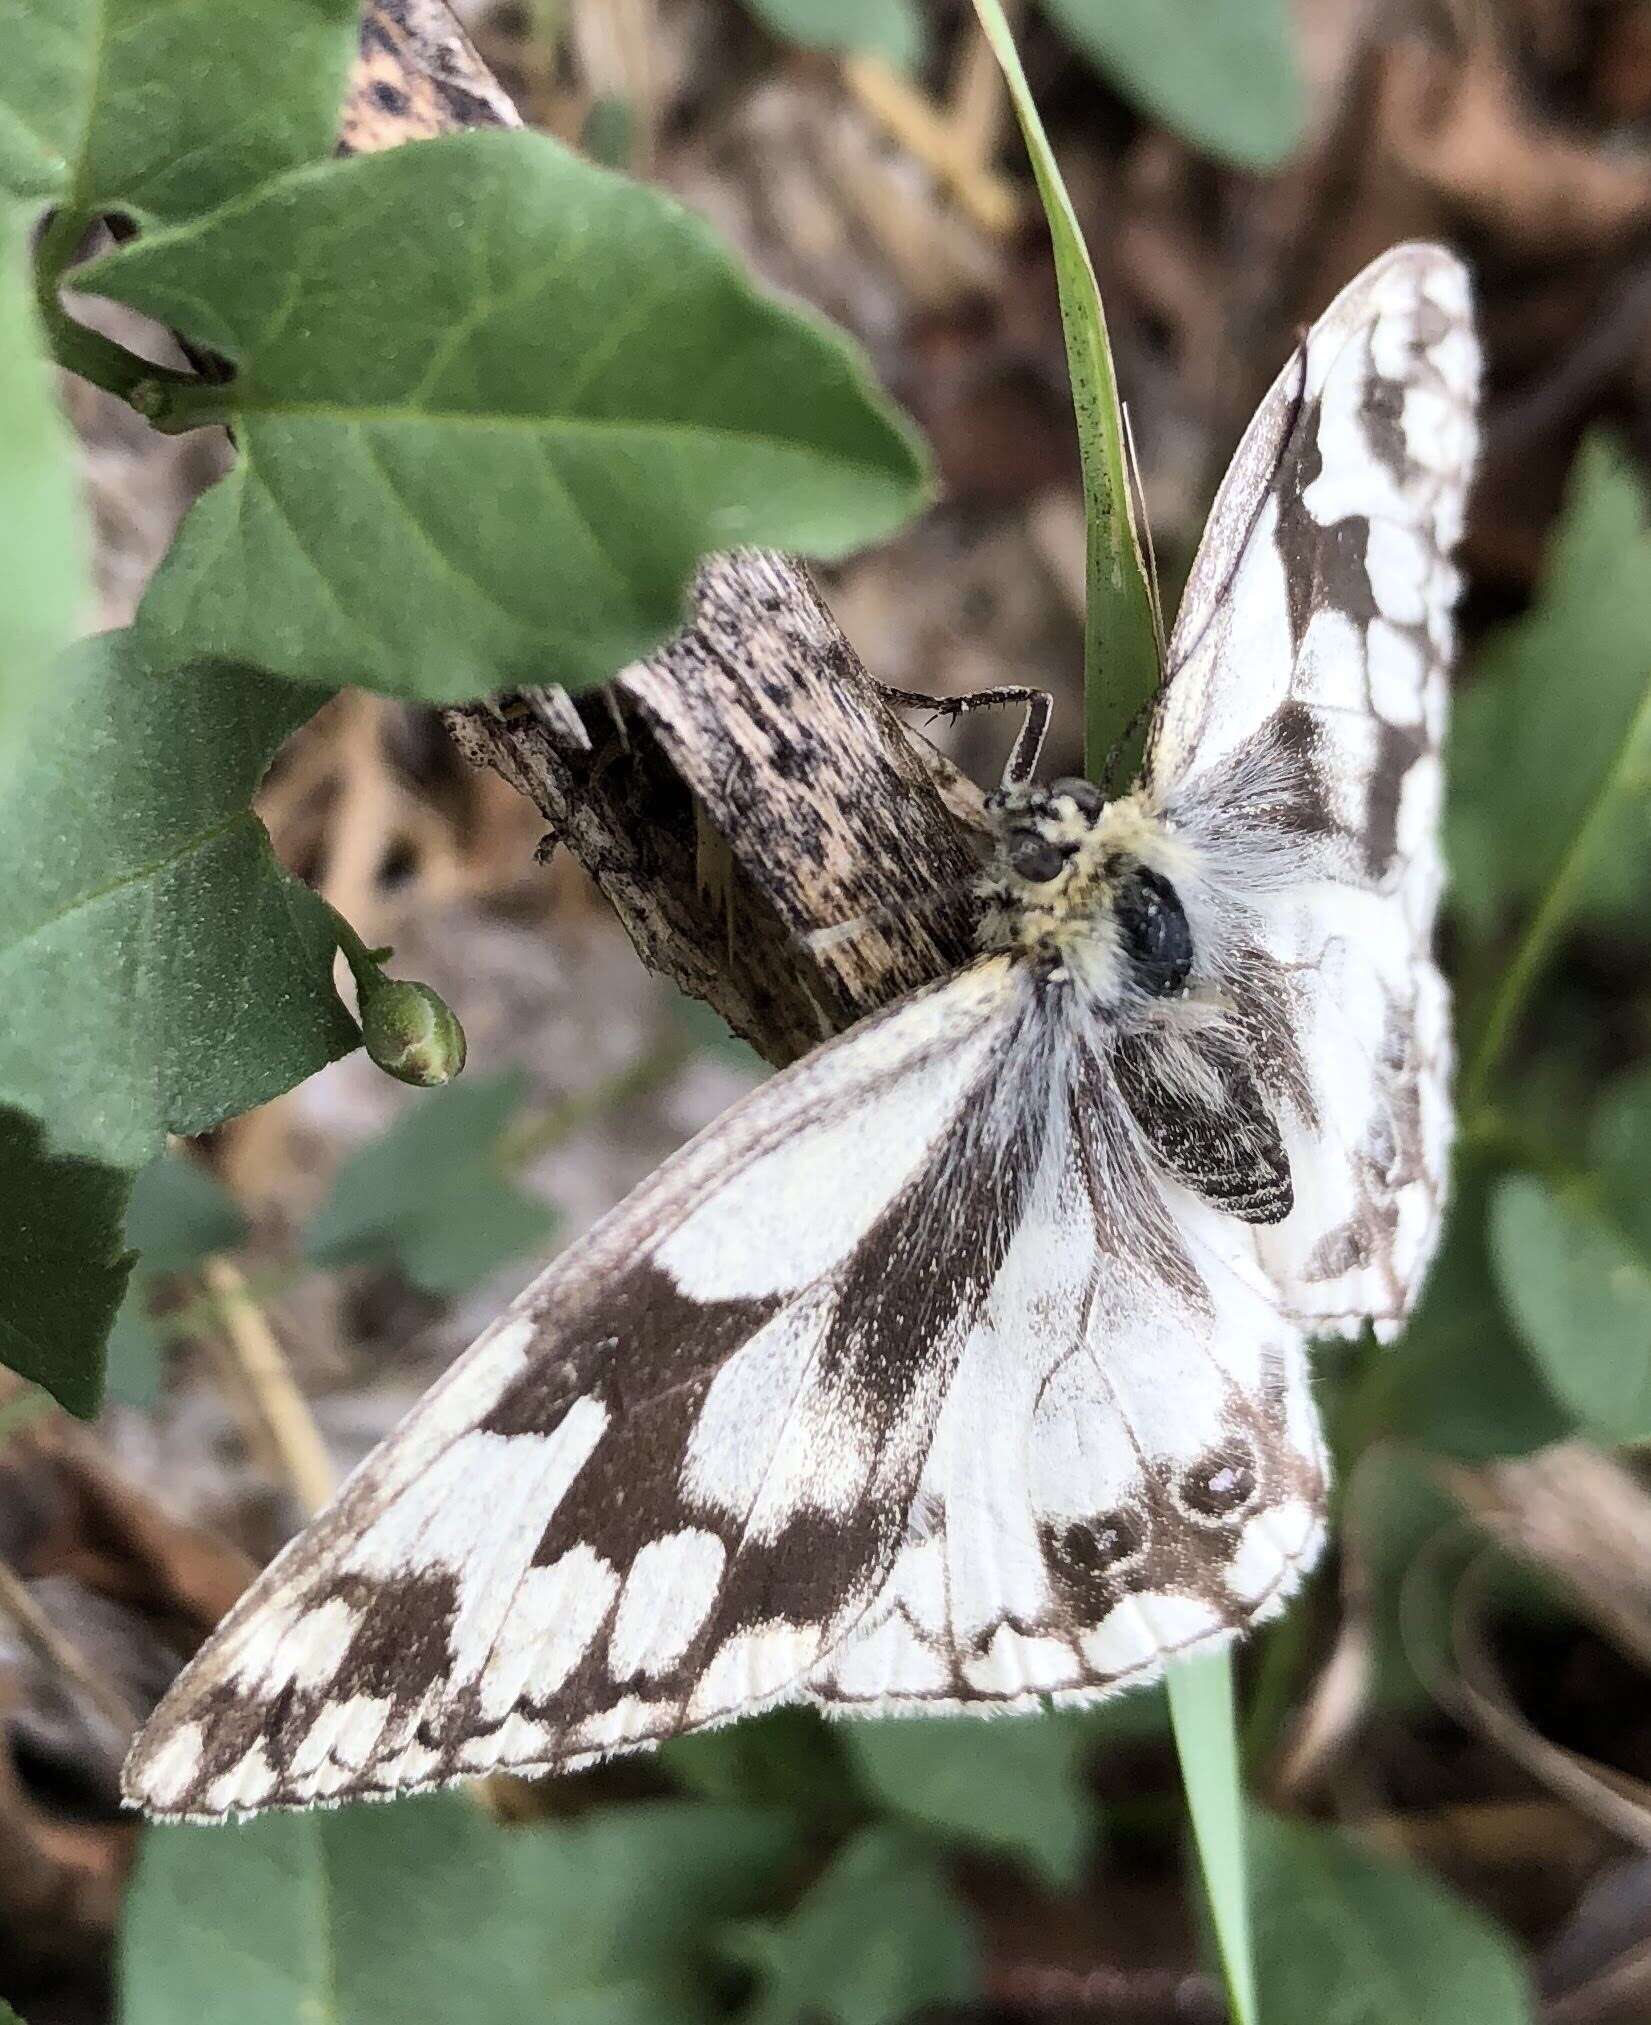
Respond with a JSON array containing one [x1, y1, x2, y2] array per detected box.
[[124, 959, 1035, 1818], [1148, 242, 1478, 1338], [806, 1026, 1327, 1711]]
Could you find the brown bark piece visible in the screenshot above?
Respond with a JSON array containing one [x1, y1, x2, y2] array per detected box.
[[342, 5, 971, 1066]]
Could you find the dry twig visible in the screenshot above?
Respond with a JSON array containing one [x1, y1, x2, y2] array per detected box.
[[198, 1260, 335, 1520]]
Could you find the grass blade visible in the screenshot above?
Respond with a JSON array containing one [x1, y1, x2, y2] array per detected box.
[[1167, 1649, 1256, 2025], [969, 0, 1161, 783], [971, 11, 1257, 2016]]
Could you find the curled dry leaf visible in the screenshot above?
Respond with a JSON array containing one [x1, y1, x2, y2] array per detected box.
[[1442, 1444, 1651, 1676], [1448, 1548, 1651, 1853]]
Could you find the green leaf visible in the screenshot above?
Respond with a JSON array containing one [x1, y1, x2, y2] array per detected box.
[[970, 0, 1160, 783], [1489, 1173, 1651, 1442], [1167, 1651, 1255, 2025], [77, 131, 930, 702], [741, 0, 923, 67], [125, 1149, 248, 1269], [731, 1826, 978, 2025], [122, 1795, 802, 2025], [0, 633, 357, 1174], [102, 1293, 164, 1410], [104, 1152, 250, 1407], [0, 199, 86, 779], [303, 1071, 556, 1297], [0, 636, 348, 1412], [1250, 1811, 1533, 2023], [662, 1706, 858, 1822], [842, 1713, 1094, 1891], [1042, 0, 1305, 171], [1591, 1063, 1651, 1258], [0, 0, 358, 220], [0, 1104, 133, 1417], [1373, 1157, 1573, 1463], [1452, 437, 1651, 1088]]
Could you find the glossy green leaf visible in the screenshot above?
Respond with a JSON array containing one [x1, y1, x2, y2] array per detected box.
[[1043, 0, 1305, 171], [304, 1071, 556, 1296], [0, 199, 86, 778], [843, 1712, 1095, 1890], [0, 0, 357, 219], [0, 633, 356, 1175], [0, 1104, 132, 1417], [123, 1795, 801, 2025], [1341, 1445, 1461, 1710], [742, 0, 922, 67], [1452, 437, 1651, 950], [101, 1294, 163, 1410], [731, 1826, 978, 2025], [972, 0, 1160, 783], [77, 131, 930, 702], [0, 635, 349, 1409], [1168, 1651, 1254, 2025], [1251, 1811, 1533, 2023], [1490, 1173, 1651, 1442]]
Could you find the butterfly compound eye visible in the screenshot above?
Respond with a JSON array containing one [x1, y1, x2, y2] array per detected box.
[[1009, 836, 1070, 883]]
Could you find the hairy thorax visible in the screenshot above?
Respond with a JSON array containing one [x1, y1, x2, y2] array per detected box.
[[976, 780, 1202, 1009]]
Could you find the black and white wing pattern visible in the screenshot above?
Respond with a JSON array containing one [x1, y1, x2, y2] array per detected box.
[[805, 1023, 1327, 1712], [1147, 242, 1478, 1341], [125, 960, 1037, 1817], [125, 243, 1474, 1813]]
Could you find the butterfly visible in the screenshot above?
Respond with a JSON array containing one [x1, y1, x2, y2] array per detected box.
[[125, 242, 1479, 1819]]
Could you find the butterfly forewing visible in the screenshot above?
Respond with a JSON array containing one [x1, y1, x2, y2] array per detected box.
[[1149, 242, 1477, 1339], [125, 960, 1028, 1817]]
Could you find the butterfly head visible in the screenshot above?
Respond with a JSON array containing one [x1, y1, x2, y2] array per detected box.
[[978, 781, 1198, 1003]]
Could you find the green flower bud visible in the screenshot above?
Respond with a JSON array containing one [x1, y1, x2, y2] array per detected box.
[[360, 978, 467, 1087]]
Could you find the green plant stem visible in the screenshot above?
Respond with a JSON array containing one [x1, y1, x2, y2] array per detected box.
[[1166, 1651, 1257, 2025], [1461, 676, 1651, 1115], [970, 10, 1250, 2017], [970, 0, 1160, 785], [33, 206, 194, 406], [324, 902, 383, 1005]]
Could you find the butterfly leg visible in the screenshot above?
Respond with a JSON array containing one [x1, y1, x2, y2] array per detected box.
[[877, 683, 1052, 791]]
